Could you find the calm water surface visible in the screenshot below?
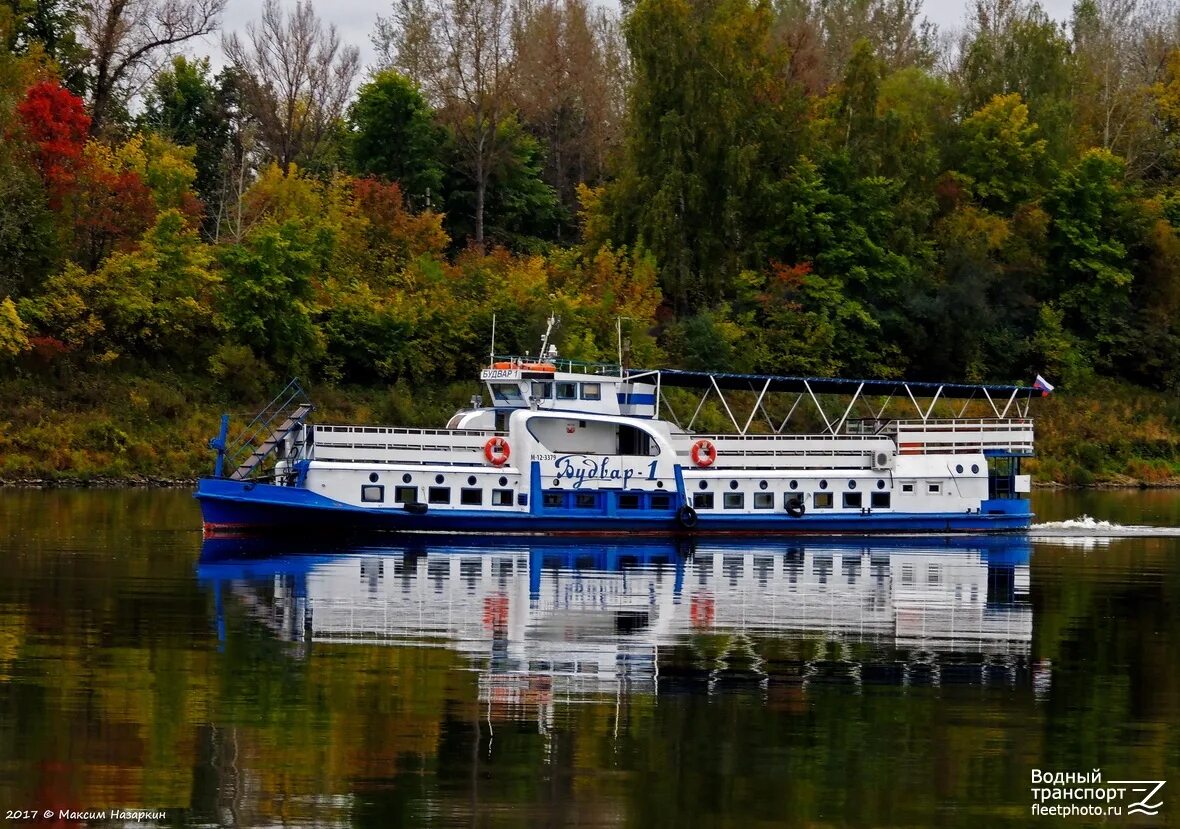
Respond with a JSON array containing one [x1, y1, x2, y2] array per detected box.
[[0, 490, 1177, 827]]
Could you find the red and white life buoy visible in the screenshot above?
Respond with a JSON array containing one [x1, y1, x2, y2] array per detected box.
[[484, 436, 511, 466], [691, 438, 717, 468]]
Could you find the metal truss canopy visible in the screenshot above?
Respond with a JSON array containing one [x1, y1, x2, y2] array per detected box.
[[629, 368, 1036, 401]]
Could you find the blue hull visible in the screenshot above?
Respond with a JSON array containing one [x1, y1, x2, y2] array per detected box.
[[196, 478, 1032, 535]]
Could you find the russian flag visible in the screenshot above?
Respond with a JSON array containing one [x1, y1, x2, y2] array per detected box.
[[1033, 374, 1055, 396]]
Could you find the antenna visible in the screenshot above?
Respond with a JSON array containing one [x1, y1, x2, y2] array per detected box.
[[539, 314, 559, 361], [616, 316, 632, 377], [489, 313, 496, 367]]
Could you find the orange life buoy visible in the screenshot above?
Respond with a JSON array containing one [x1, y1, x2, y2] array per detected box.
[[484, 436, 511, 466], [691, 438, 717, 468]]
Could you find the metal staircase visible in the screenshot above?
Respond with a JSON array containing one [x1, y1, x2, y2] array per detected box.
[[213, 379, 314, 480]]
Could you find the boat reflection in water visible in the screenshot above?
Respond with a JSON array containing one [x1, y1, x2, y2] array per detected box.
[[199, 535, 1037, 716]]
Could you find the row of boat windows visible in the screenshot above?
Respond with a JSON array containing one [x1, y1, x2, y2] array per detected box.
[[362, 485, 521, 507], [693, 491, 892, 510], [491, 381, 602, 403]]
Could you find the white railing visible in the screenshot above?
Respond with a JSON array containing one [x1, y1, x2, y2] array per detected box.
[[311, 424, 506, 465], [893, 419, 1034, 455], [673, 434, 894, 469]]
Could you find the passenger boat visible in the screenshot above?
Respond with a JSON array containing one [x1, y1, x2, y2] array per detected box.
[[195, 326, 1042, 535]]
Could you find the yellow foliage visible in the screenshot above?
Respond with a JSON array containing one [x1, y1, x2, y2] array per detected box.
[[0, 297, 30, 358]]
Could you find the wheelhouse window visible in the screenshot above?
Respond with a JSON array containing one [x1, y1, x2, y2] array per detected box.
[[490, 383, 523, 403], [813, 492, 834, 509], [580, 383, 601, 401], [693, 492, 715, 509], [531, 382, 552, 399], [617, 424, 657, 456], [556, 382, 577, 400]]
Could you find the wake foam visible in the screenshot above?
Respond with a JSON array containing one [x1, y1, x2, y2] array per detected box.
[[1030, 514, 1180, 539]]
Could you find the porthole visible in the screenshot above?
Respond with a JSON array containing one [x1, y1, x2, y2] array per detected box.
[[955, 464, 964, 474], [877, 479, 886, 490], [759, 480, 768, 490], [848, 480, 856, 490], [467, 475, 477, 486], [369, 472, 379, 483], [819, 480, 828, 490], [699, 480, 709, 490], [552, 479, 560, 487], [729, 480, 739, 490], [499, 476, 508, 487], [435, 474, 445, 485], [402, 473, 412, 484], [971, 464, 980, 474], [789, 480, 798, 490], [657, 481, 665, 489]]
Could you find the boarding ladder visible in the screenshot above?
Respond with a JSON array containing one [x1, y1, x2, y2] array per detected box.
[[220, 379, 314, 480]]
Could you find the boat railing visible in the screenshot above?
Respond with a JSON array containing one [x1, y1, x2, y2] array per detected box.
[[311, 424, 509, 464], [893, 419, 1034, 455], [492, 355, 623, 376]]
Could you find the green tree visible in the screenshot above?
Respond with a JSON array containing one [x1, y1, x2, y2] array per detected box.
[[956, 93, 1050, 213], [141, 56, 240, 214], [347, 70, 444, 210], [218, 220, 324, 371], [1045, 148, 1145, 370]]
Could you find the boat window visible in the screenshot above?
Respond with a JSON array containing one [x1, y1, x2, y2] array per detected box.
[[531, 382, 552, 399], [460, 488, 483, 505], [492, 489, 513, 506], [651, 494, 671, 510], [556, 382, 577, 400], [723, 493, 744, 509], [428, 487, 450, 504], [580, 383, 601, 401], [575, 493, 598, 508], [395, 486, 417, 504], [871, 492, 891, 509], [543, 492, 564, 508], [617, 424, 657, 456], [753, 492, 774, 509], [843, 492, 862, 509], [901, 482, 915, 493], [490, 383, 523, 403], [361, 485, 384, 503], [813, 492, 833, 509], [928, 482, 941, 494], [693, 492, 715, 509], [618, 493, 641, 509]]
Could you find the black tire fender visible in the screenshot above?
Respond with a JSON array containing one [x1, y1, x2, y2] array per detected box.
[[676, 504, 698, 529], [786, 497, 806, 518]]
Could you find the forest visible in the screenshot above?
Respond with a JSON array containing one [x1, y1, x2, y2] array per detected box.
[[1, 0, 1179, 483]]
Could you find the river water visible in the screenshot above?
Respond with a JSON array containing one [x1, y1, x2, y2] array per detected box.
[[0, 490, 1177, 827]]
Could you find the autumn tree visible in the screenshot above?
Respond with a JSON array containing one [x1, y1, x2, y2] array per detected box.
[[376, 0, 516, 243], [347, 70, 445, 208], [80, 0, 226, 134], [224, 0, 360, 172]]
